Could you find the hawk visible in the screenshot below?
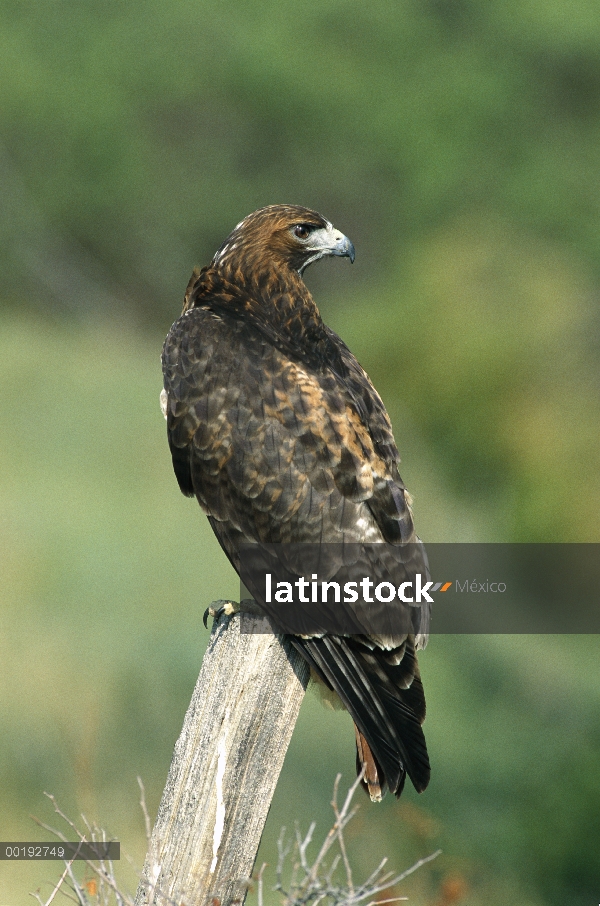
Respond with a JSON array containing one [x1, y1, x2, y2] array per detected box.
[[161, 205, 430, 799]]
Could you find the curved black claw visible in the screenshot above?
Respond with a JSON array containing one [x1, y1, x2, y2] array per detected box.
[[203, 601, 235, 629]]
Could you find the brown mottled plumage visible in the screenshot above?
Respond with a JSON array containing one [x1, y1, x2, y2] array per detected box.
[[162, 205, 430, 799]]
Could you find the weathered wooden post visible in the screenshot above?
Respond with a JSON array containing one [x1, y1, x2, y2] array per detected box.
[[135, 607, 309, 906]]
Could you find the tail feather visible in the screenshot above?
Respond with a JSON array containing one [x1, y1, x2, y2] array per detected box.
[[294, 636, 405, 793], [292, 634, 430, 797], [355, 724, 388, 802]]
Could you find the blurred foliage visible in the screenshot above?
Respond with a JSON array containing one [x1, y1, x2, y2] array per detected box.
[[0, 2, 599, 906], [1, 0, 599, 540]]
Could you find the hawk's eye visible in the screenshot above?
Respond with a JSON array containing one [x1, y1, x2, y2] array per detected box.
[[293, 224, 311, 240]]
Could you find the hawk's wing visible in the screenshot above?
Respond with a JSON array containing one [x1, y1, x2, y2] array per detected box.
[[163, 308, 416, 548], [162, 304, 430, 795]]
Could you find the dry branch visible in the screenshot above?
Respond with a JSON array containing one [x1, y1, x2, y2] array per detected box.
[[135, 608, 310, 906]]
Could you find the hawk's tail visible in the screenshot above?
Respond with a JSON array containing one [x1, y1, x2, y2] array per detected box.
[[292, 634, 430, 799], [354, 724, 390, 801]]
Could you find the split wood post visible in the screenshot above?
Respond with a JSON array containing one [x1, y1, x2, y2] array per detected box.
[[135, 606, 310, 906]]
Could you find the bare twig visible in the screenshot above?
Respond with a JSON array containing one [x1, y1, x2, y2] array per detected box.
[[256, 863, 268, 906], [304, 771, 363, 892], [385, 849, 442, 886], [29, 861, 75, 906], [331, 774, 355, 895], [137, 778, 152, 845], [274, 774, 441, 906], [30, 795, 136, 906]]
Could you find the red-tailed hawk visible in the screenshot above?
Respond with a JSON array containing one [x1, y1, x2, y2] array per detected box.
[[161, 205, 430, 799]]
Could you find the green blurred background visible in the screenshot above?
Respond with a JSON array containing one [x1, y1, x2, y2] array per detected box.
[[1, 2, 599, 905]]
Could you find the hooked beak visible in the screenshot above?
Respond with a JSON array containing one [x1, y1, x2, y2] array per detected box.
[[299, 223, 356, 273], [331, 231, 356, 263]]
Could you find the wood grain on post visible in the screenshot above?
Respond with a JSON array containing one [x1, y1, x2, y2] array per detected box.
[[135, 608, 309, 906]]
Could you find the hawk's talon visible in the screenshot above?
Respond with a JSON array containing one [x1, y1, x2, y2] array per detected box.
[[203, 600, 239, 629]]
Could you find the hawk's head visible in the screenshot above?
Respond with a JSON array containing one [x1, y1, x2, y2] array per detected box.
[[211, 205, 355, 279]]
